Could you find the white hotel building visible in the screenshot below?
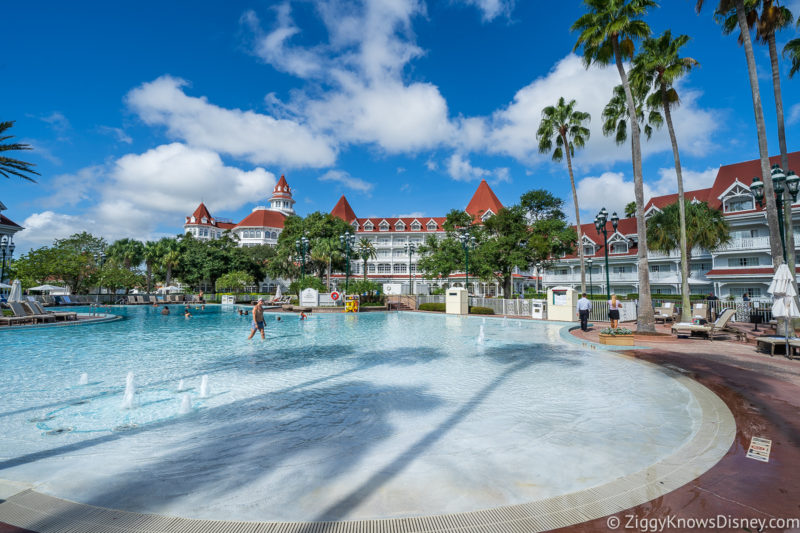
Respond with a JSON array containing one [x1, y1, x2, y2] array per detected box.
[[184, 151, 799, 298]]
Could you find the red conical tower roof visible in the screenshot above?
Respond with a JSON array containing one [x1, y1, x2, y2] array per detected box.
[[189, 202, 212, 222], [272, 175, 292, 199], [465, 179, 503, 221], [331, 195, 357, 223]]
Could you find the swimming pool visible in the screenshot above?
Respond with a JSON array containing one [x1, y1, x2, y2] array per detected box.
[[0, 307, 705, 522]]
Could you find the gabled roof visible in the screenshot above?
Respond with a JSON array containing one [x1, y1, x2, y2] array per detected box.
[[0, 213, 21, 229], [355, 217, 446, 232], [331, 195, 357, 223], [563, 217, 639, 259], [465, 180, 503, 222], [643, 189, 712, 213], [236, 208, 287, 229], [190, 203, 212, 222]]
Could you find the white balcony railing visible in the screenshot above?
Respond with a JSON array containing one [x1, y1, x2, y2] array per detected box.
[[543, 269, 708, 284]]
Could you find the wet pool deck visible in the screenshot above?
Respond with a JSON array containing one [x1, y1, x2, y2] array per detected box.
[[2, 317, 799, 532]]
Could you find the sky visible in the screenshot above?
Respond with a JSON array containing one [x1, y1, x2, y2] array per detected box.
[[3, 0, 800, 253]]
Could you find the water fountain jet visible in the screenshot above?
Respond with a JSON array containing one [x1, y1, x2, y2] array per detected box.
[[179, 394, 192, 414], [177, 379, 185, 392], [200, 375, 210, 398], [477, 325, 485, 345], [122, 372, 136, 409], [79, 373, 88, 386]]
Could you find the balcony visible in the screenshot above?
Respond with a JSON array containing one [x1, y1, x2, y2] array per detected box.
[[543, 269, 704, 285], [714, 236, 771, 252]]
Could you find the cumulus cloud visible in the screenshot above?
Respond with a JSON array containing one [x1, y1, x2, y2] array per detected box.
[[446, 153, 491, 181], [16, 143, 277, 249], [788, 103, 800, 125], [455, 0, 514, 21], [97, 126, 133, 144], [393, 211, 426, 218], [126, 75, 336, 168], [318, 169, 374, 194]]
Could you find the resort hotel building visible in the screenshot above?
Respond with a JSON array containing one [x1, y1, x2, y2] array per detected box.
[[0, 201, 21, 284], [184, 151, 800, 299]]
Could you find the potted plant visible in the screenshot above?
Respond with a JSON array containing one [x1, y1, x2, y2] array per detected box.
[[598, 327, 634, 346]]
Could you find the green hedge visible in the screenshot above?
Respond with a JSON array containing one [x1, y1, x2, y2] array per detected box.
[[469, 306, 494, 315], [361, 301, 385, 307], [417, 303, 495, 315], [419, 302, 445, 312]]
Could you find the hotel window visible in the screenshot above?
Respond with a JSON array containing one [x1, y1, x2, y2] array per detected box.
[[610, 241, 628, 254], [364, 222, 374, 231], [426, 221, 437, 231], [394, 263, 406, 273], [411, 221, 421, 231], [649, 264, 664, 272], [612, 266, 631, 274], [379, 221, 390, 231], [377, 263, 391, 273], [378, 238, 390, 245], [393, 249, 405, 257], [729, 256, 760, 267], [395, 221, 406, 231], [724, 195, 755, 213], [191, 216, 196, 223], [730, 287, 762, 298], [255, 231, 261, 238], [201, 217, 207, 223], [583, 245, 595, 256], [368, 264, 376, 273]]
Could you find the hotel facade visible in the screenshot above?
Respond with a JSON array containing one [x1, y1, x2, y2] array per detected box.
[[184, 152, 800, 299]]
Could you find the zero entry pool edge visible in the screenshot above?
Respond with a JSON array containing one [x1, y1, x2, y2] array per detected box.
[[0, 354, 735, 533]]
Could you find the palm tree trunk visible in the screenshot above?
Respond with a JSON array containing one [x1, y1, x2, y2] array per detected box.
[[146, 264, 152, 293], [768, 34, 796, 278], [326, 258, 332, 291], [563, 133, 586, 294], [660, 84, 691, 322], [736, 2, 783, 267], [613, 37, 655, 332], [166, 266, 172, 287], [363, 259, 368, 281]]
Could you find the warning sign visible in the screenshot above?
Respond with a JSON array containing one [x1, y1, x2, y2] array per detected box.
[[746, 436, 772, 462]]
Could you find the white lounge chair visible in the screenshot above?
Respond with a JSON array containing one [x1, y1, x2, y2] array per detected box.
[[671, 308, 742, 341]]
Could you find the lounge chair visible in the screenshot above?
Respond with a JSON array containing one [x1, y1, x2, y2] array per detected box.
[[654, 302, 677, 324], [148, 295, 158, 304], [671, 308, 742, 341], [30, 301, 77, 321], [42, 295, 55, 307], [127, 295, 138, 305], [10, 302, 56, 324], [135, 295, 146, 304]]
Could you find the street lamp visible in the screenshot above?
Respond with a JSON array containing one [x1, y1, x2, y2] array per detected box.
[[751, 165, 799, 261], [295, 236, 310, 280], [587, 258, 593, 298], [339, 232, 357, 293], [458, 229, 477, 295], [595, 207, 619, 301], [403, 242, 417, 294], [0, 235, 15, 285]]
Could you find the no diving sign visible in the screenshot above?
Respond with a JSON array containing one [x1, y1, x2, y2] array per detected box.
[[746, 436, 772, 462]]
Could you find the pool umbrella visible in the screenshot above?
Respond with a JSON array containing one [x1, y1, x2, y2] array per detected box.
[[0, 282, 10, 289], [274, 285, 282, 299], [29, 284, 67, 293], [768, 264, 800, 357], [8, 279, 22, 302]]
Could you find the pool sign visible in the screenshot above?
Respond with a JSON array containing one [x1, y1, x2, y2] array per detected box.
[[330, 291, 340, 301], [746, 436, 772, 462]]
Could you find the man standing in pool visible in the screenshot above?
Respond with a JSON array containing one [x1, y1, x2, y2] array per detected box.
[[247, 298, 266, 340]]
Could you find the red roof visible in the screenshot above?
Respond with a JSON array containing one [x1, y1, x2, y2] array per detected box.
[[563, 216, 639, 259], [356, 217, 446, 232], [236, 208, 287, 229], [644, 188, 712, 212], [706, 268, 774, 277], [0, 213, 21, 228], [187, 203, 212, 224], [331, 195, 357, 223], [465, 180, 503, 221], [272, 175, 292, 199]]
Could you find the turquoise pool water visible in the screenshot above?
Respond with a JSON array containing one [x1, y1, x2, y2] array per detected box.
[[0, 307, 701, 521]]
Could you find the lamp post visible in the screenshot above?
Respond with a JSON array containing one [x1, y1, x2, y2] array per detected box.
[[0, 235, 14, 285], [750, 165, 799, 262], [458, 229, 477, 295], [339, 232, 356, 293], [295, 236, 310, 280], [403, 242, 417, 294], [595, 207, 619, 301], [587, 258, 593, 298]]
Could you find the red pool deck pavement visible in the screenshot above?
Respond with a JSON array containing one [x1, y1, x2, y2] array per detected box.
[[3, 320, 799, 532]]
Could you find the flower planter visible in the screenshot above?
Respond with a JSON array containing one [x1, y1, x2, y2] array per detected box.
[[598, 333, 635, 346]]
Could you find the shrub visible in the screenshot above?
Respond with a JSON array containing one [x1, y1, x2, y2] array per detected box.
[[419, 302, 445, 312], [431, 287, 446, 295], [600, 327, 633, 335], [289, 277, 326, 295], [469, 306, 494, 315], [361, 301, 385, 307], [215, 271, 255, 293]]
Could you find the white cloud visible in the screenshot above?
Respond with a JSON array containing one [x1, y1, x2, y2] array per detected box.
[[486, 54, 719, 166], [393, 211, 426, 218], [97, 126, 133, 144], [318, 169, 374, 195], [455, 0, 514, 21], [39, 165, 105, 208], [494, 167, 511, 183], [788, 103, 800, 125], [126, 75, 337, 168], [446, 153, 491, 181], [650, 166, 719, 197], [16, 211, 96, 249], [425, 158, 437, 171]]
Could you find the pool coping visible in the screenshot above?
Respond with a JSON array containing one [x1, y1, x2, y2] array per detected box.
[[0, 313, 121, 332], [0, 321, 735, 533]]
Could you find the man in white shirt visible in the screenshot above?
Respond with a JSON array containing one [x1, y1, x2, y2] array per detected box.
[[576, 293, 592, 331]]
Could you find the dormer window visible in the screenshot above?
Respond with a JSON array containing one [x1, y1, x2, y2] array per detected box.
[[201, 217, 208, 224], [364, 221, 374, 231], [411, 220, 421, 231], [379, 220, 390, 231], [724, 195, 754, 213], [395, 221, 406, 231], [190, 216, 196, 223], [210, 219, 215, 225], [426, 220, 437, 231], [352, 221, 359, 231], [583, 245, 595, 256], [610, 242, 628, 254], [480, 209, 494, 221]]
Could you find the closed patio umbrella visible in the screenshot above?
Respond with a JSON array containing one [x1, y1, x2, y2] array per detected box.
[[29, 284, 67, 293], [8, 279, 22, 302], [274, 285, 282, 299], [768, 264, 800, 357]]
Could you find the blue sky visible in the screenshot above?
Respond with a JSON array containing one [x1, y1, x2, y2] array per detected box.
[[3, 0, 800, 252]]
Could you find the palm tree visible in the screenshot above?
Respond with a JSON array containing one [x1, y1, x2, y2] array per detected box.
[[158, 238, 181, 287], [143, 241, 161, 293], [647, 202, 731, 276], [357, 238, 377, 281], [631, 31, 699, 321], [718, 0, 796, 279], [0, 121, 40, 182], [785, 29, 800, 77], [572, 0, 657, 332], [624, 201, 637, 218], [601, 84, 661, 146], [697, 0, 784, 269], [106, 238, 145, 269], [536, 97, 591, 294], [311, 238, 341, 290]]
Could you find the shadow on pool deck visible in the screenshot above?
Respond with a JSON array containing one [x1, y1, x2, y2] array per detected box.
[[4, 342, 579, 531]]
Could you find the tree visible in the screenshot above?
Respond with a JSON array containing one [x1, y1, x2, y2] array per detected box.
[[356, 238, 377, 281], [520, 190, 579, 267], [157, 237, 182, 287], [520, 189, 567, 221], [0, 121, 40, 182], [99, 264, 144, 295], [270, 212, 353, 282], [215, 271, 255, 293], [646, 202, 731, 271], [573, 0, 658, 332], [479, 206, 536, 297], [106, 238, 145, 269], [311, 238, 342, 290], [631, 30, 699, 321], [697, 0, 784, 271], [718, 0, 796, 283], [624, 201, 637, 218], [536, 97, 591, 293], [142, 241, 161, 293], [602, 83, 660, 145], [785, 29, 800, 77], [52, 232, 108, 294], [417, 210, 481, 285]]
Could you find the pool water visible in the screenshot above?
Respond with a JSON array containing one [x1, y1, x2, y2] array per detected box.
[[0, 307, 701, 521]]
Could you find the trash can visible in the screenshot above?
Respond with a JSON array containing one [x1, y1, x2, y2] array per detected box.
[[446, 288, 468, 315], [531, 301, 544, 320]]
